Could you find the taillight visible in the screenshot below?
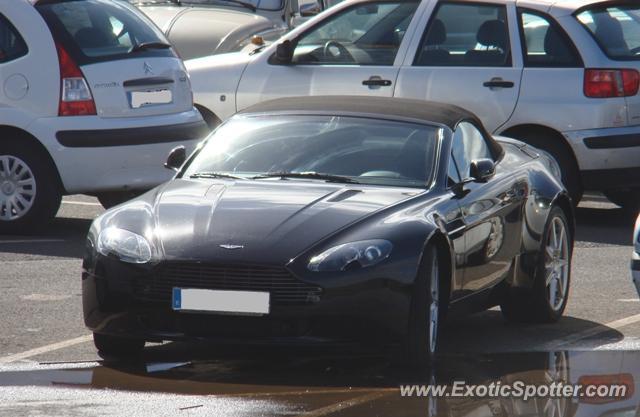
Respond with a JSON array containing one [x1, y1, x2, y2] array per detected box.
[[584, 69, 640, 98], [56, 43, 96, 116]]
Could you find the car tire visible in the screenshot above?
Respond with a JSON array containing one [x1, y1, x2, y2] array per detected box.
[[93, 333, 145, 358], [406, 245, 441, 368], [602, 189, 640, 212], [512, 132, 583, 205], [501, 206, 572, 323], [96, 191, 143, 209], [0, 143, 61, 233]]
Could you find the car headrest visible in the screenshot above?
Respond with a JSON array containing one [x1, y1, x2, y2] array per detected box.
[[477, 20, 508, 49], [426, 19, 447, 46]]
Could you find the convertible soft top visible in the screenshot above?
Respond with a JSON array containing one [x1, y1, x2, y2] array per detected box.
[[239, 95, 503, 157]]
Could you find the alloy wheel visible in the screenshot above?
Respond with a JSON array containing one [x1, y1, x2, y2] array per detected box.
[[545, 217, 569, 311], [428, 250, 439, 355], [0, 155, 36, 221]]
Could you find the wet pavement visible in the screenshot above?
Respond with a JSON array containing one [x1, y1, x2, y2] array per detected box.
[[1, 345, 639, 416]]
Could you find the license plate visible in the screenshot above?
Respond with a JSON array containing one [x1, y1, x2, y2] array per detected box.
[[172, 288, 270, 315], [130, 89, 172, 108]]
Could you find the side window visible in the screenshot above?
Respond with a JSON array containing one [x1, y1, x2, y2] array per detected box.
[[0, 14, 28, 64], [451, 122, 493, 179], [519, 10, 582, 67], [292, 1, 419, 66], [414, 3, 511, 67]]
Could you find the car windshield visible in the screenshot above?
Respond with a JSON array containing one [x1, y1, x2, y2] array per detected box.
[[127, 0, 284, 12], [576, 5, 640, 60], [182, 115, 440, 188], [37, 0, 174, 65]]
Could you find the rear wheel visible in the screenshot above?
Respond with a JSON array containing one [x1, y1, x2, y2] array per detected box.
[[93, 333, 145, 358], [602, 189, 640, 212], [509, 131, 583, 205], [406, 245, 441, 368], [501, 206, 571, 323], [0, 144, 61, 233]]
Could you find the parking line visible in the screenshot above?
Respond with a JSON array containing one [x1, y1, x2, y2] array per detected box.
[[62, 201, 102, 207], [545, 313, 640, 350], [0, 334, 92, 364], [299, 391, 389, 417]]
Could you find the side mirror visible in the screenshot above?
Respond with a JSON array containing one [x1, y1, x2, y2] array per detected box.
[[274, 40, 293, 64], [470, 159, 496, 183], [299, 1, 321, 16], [165, 145, 186, 172]]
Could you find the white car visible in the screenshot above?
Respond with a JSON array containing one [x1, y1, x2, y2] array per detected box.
[[188, 0, 640, 208], [0, 0, 207, 232]]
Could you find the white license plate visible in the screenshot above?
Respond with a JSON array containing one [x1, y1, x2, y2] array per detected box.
[[130, 89, 172, 108], [172, 288, 270, 315]]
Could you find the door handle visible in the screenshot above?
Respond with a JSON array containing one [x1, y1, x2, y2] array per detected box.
[[362, 77, 392, 87], [483, 78, 514, 89]]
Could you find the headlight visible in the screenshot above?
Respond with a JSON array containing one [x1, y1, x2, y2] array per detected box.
[[96, 227, 152, 264], [308, 239, 392, 272]]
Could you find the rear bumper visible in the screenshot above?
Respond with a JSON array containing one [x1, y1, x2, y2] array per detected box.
[[29, 109, 208, 194], [564, 125, 640, 190]]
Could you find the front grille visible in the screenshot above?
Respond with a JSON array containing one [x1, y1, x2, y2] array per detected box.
[[133, 262, 322, 306]]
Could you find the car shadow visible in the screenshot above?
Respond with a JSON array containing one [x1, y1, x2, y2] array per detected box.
[[574, 204, 636, 247], [0, 217, 91, 259]]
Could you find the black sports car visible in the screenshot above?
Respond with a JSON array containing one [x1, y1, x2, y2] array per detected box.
[[82, 97, 574, 365]]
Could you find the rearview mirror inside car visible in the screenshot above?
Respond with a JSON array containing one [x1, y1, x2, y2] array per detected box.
[[470, 159, 496, 183], [165, 145, 186, 172]]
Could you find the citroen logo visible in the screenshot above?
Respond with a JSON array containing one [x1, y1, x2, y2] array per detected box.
[[219, 244, 244, 250], [143, 62, 153, 75]]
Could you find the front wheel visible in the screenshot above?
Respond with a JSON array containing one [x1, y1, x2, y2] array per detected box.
[[501, 206, 572, 323], [93, 333, 145, 358], [406, 245, 441, 368], [0, 144, 61, 233]]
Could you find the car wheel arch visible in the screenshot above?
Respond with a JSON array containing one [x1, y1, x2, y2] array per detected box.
[[500, 124, 583, 203], [0, 125, 64, 194], [551, 192, 575, 246], [194, 104, 222, 131]]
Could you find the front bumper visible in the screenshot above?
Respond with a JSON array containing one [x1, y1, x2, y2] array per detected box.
[[82, 257, 412, 344], [564, 126, 640, 190]]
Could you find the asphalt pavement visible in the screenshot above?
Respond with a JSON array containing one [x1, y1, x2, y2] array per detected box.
[[0, 194, 638, 416]]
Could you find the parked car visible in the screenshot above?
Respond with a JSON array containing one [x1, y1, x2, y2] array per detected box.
[[633, 212, 640, 297], [187, 0, 640, 208], [0, 0, 208, 231], [82, 96, 574, 365], [127, 0, 328, 63]]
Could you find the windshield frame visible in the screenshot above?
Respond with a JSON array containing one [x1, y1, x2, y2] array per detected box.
[[179, 113, 444, 190]]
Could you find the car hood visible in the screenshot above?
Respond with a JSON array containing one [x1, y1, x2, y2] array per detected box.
[[111, 179, 420, 264], [137, 6, 276, 59]]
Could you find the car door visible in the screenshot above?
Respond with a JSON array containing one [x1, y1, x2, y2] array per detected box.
[[395, 1, 523, 133], [236, 0, 423, 109], [449, 122, 527, 294]]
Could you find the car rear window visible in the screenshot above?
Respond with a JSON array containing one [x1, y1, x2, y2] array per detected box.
[[36, 0, 175, 65], [576, 5, 640, 60]]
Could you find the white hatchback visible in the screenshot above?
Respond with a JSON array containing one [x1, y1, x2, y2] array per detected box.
[[0, 0, 207, 232], [188, 0, 640, 208]]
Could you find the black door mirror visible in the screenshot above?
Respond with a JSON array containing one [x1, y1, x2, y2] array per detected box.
[[470, 159, 495, 182], [165, 145, 186, 172], [274, 40, 293, 64]]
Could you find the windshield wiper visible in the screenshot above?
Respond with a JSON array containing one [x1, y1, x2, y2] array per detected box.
[[215, 0, 257, 12], [131, 41, 172, 53], [190, 172, 244, 180], [251, 172, 360, 184]]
